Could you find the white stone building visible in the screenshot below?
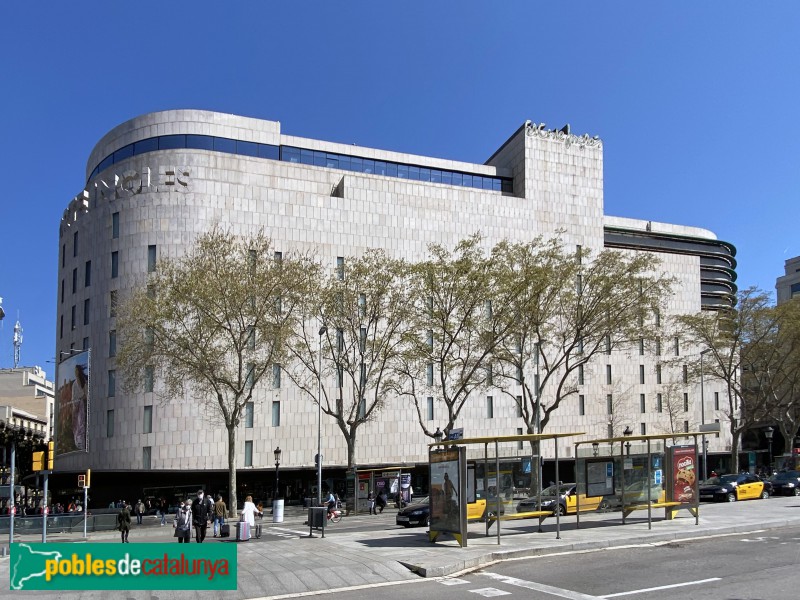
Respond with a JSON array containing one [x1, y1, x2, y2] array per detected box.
[[776, 255, 800, 305], [54, 110, 736, 500]]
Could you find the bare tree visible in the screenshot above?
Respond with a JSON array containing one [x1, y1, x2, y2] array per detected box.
[[283, 250, 410, 468], [116, 227, 318, 516]]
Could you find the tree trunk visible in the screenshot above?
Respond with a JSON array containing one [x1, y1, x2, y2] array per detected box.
[[227, 424, 237, 518], [347, 432, 356, 469], [730, 429, 741, 473]]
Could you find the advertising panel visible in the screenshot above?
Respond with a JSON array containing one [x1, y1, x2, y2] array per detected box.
[[429, 448, 465, 537], [55, 350, 90, 455], [668, 445, 697, 503]]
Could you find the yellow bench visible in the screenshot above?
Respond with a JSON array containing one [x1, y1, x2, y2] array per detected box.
[[622, 501, 697, 520], [486, 510, 554, 530]]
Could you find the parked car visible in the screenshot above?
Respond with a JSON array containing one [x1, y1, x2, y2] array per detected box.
[[395, 497, 430, 527], [699, 473, 769, 502], [516, 483, 610, 516], [769, 471, 800, 496], [467, 489, 506, 522]]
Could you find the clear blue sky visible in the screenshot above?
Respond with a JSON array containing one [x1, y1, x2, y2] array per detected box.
[[1, 1, 798, 374]]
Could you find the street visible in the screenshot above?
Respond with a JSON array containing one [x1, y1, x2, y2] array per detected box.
[[315, 524, 800, 600]]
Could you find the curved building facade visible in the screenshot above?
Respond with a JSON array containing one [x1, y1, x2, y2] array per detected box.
[[55, 110, 735, 501]]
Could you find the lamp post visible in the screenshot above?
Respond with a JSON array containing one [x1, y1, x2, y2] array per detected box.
[[764, 426, 774, 474], [700, 348, 712, 480], [273, 446, 282, 500], [623, 425, 633, 457], [317, 325, 327, 506], [433, 427, 443, 444], [592, 442, 599, 457]]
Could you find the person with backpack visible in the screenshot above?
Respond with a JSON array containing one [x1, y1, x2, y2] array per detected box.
[[173, 499, 192, 543], [117, 502, 131, 543]]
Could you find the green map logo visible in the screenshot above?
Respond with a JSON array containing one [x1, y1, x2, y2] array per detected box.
[[10, 543, 237, 590]]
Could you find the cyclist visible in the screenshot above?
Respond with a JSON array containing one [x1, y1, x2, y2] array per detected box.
[[324, 491, 336, 515]]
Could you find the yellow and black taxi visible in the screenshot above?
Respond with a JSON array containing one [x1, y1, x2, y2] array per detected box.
[[699, 473, 770, 502], [516, 483, 610, 515]]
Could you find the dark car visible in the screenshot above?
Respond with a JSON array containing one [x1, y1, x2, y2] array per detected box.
[[699, 473, 770, 502], [395, 497, 430, 527], [769, 471, 800, 496]]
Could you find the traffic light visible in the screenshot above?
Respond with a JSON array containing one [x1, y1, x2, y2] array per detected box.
[[47, 440, 54, 470], [78, 474, 85, 488], [32, 450, 45, 471]]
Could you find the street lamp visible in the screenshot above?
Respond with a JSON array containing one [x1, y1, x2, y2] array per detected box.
[[433, 427, 443, 444], [317, 325, 327, 506], [700, 348, 712, 480], [592, 442, 599, 457], [273, 446, 282, 500], [764, 426, 774, 474], [623, 426, 632, 456]]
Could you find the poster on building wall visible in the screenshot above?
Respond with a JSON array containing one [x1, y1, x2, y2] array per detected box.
[[55, 350, 90, 455]]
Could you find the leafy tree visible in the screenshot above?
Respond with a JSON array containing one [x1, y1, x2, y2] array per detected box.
[[283, 249, 410, 468], [764, 298, 800, 455], [677, 287, 778, 472], [116, 227, 318, 516]]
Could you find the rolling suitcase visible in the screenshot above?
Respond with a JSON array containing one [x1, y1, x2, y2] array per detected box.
[[220, 523, 230, 538], [235, 521, 250, 541]]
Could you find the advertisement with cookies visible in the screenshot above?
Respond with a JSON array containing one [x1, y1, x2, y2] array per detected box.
[[668, 446, 697, 503]]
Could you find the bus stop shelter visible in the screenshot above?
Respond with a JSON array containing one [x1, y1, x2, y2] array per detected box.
[[573, 432, 702, 530], [429, 432, 584, 546]]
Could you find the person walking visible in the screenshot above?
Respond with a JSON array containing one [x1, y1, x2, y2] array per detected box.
[[158, 497, 167, 526], [117, 502, 131, 543], [376, 491, 387, 514], [173, 499, 192, 543], [213, 494, 227, 537], [193, 489, 213, 543], [367, 491, 376, 515], [135, 499, 145, 525]]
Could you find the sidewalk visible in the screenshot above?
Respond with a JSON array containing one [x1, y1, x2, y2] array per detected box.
[[2, 496, 799, 599]]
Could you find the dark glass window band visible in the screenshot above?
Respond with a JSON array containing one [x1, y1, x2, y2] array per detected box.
[[89, 135, 513, 194]]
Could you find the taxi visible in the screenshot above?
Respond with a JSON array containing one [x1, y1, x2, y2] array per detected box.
[[516, 483, 610, 516], [699, 473, 769, 502], [467, 489, 506, 521]]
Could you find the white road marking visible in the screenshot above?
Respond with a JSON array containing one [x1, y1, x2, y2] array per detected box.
[[469, 587, 511, 597], [479, 572, 603, 600], [600, 577, 721, 598], [440, 578, 470, 585]]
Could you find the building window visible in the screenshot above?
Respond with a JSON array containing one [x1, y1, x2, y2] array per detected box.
[[336, 256, 344, 280], [486, 364, 493, 386], [655, 338, 661, 356], [516, 395, 523, 417], [60, 279, 64, 304], [638, 338, 644, 355], [148, 245, 157, 272], [579, 394, 585, 416], [605, 335, 611, 355], [516, 364, 523, 381], [607, 423, 614, 438], [109, 330, 116, 357], [111, 251, 119, 278], [714, 419, 720, 438], [245, 402, 254, 428], [606, 364, 612, 385], [110, 290, 117, 318], [272, 364, 281, 389], [358, 395, 366, 419], [640, 394, 646, 413], [674, 336, 680, 356], [682, 364, 688, 384], [426, 396, 434, 421], [683, 420, 689, 433], [639, 365, 645, 384], [271, 401, 280, 427], [143, 405, 153, 434], [274, 250, 282, 262], [82, 337, 89, 350], [336, 328, 344, 353], [641, 423, 647, 435], [714, 392, 719, 410], [426, 329, 433, 351], [245, 363, 254, 389], [108, 370, 116, 397], [578, 364, 584, 385], [144, 365, 154, 393], [360, 327, 367, 353], [517, 428, 524, 450], [143, 446, 152, 470], [426, 363, 434, 386], [247, 326, 255, 350], [607, 394, 613, 414], [487, 396, 494, 419], [683, 393, 689, 412], [656, 364, 662, 384], [71, 305, 76, 330], [112, 212, 119, 239], [62, 243, 65, 268], [83, 298, 90, 325], [85, 260, 92, 287], [484, 299, 493, 320], [73, 231, 78, 257], [107, 409, 114, 437], [244, 441, 253, 467], [60, 315, 63, 339], [656, 393, 663, 413], [72, 268, 77, 294], [655, 310, 661, 328]]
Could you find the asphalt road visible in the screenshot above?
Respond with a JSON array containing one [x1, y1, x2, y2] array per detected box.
[[319, 523, 800, 600]]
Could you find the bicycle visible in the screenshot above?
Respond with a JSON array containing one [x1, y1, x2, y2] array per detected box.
[[327, 506, 343, 524]]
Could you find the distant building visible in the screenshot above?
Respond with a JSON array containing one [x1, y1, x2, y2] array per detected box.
[[776, 255, 800, 305], [0, 367, 53, 439]]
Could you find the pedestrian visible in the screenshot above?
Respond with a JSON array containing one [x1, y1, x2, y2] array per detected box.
[[409, 485, 414, 504], [367, 490, 376, 515], [117, 502, 131, 543], [173, 499, 192, 543], [213, 494, 227, 537], [159, 497, 167, 526], [376, 491, 386, 514], [192, 489, 213, 543], [135, 499, 145, 525]]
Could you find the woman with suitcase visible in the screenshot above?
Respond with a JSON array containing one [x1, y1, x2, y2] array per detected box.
[[238, 495, 262, 541]]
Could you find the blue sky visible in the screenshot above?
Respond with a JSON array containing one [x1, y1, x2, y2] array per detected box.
[[0, 2, 798, 374]]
